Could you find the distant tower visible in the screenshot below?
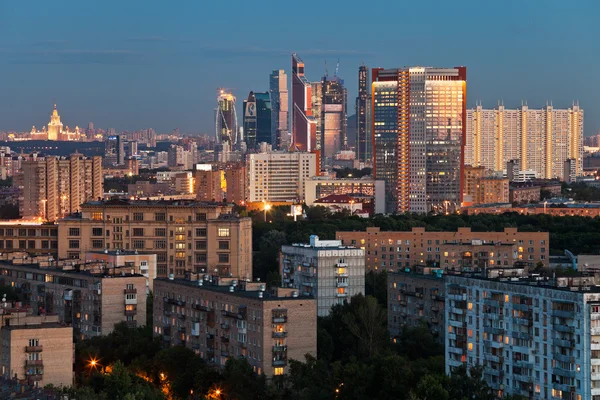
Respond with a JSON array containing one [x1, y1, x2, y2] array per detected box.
[[291, 53, 317, 151], [216, 89, 238, 145], [243, 91, 257, 148], [356, 65, 370, 162], [270, 70, 289, 149], [47, 103, 63, 141], [320, 74, 347, 166]]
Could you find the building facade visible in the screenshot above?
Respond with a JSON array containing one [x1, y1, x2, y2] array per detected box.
[[280, 235, 365, 317], [372, 67, 466, 213], [269, 70, 289, 150], [291, 54, 317, 152], [0, 221, 58, 257], [19, 153, 103, 221], [356, 64, 370, 163], [303, 176, 385, 214], [0, 311, 73, 388], [0, 259, 146, 339], [57, 199, 252, 280], [216, 90, 238, 145], [336, 227, 549, 271], [445, 273, 600, 399], [247, 151, 317, 203], [320, 76, 347, 165], [154, 276, 317, 378], [466, 104, 584, 180], [463, 166, 509, 205]]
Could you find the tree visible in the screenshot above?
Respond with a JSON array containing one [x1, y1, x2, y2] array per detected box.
[[447, 365, 495, 400], [341, 295, 388, 359], [255, 230, 287, 281], [394, 322, 444, 361], [365, 270, 387, 308], [220, 358, 267, 400]]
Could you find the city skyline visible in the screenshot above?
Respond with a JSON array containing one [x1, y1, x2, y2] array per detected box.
[[0, 1, 597, 135]]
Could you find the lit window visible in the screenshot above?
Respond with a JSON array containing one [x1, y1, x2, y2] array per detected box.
[[468, 302, 473, 310], [468, 343, 473, 351], [218, 228, 230, 237], [274, 367, 284, 376], [337, 288, 345, 295]]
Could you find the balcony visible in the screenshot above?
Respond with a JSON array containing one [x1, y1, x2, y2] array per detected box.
[[553, 338, 575, 348], [483, 298, 499, 307], [554, 353, 575, 363], [124, 288, 137, 294], [192, 303, 210, 312], [336, 281, 349, 288], [551, 309, 575, 319], [25, 360, 44, 366], [272, 316, 287, 323], [483, 326, 504, 335], [125, 297, 137, 305], [555, 324, 575, 334], [273, 345, 288, 352], [125, 309, 137, 316], [272, 331, 288, 338], [513, 360, 533, 369], [512, 303, 530, 312], [165, 298, 186, 307], [484, 367, 501, 377], [336, 292, 348, 298], [221, 335, 230, 343], [553, 367, 576, 378], [25, 346, 43, 352], [221, 323, 231, 330], [272, 359, 286, 367], [27, 374, 43, 382], [126, 321, 138, 329]]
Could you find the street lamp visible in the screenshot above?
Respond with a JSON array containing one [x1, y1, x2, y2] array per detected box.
[[543, 201, 548, 214], [263, 203, 271, 222]]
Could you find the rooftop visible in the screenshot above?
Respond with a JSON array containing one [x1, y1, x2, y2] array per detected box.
[[81, 198, 234, 208]]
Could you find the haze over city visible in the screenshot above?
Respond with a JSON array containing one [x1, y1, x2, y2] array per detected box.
[[0, 0, 598, 134]]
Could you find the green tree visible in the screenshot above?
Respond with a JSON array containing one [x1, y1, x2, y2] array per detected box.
[[220, 358, 267, 400], [341, 295, 388, 359]]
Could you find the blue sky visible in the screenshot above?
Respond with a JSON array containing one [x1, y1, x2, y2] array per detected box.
[[0, 0, 597, 135]]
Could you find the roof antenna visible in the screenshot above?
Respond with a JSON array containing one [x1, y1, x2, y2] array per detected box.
[[335, 58, 340, 77], [325, 60, 328, 77]]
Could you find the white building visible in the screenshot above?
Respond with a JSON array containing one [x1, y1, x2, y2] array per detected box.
[[280, 235, 365, 316], [247, 151, 317, 203], [466, 104, 584, 180], [445, 273, 600, 399]]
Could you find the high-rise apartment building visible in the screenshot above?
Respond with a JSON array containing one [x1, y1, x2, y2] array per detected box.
[[154, 276, 317, 377], [445, 273, 600, 399], [291, 54, 317, 152], [57, 199, 252, 280], [216, 90, 238, 145], [356, 65, 370, 163], [372, 67, 466, 213], [19, 153, 103, 221], [280, 235, 365, 316], [465, 104, 584, 180], [320, 75, 347, 164], [247, 151, 318, 203], [269, 70, 289, 150], [336, 227, 549, 271]]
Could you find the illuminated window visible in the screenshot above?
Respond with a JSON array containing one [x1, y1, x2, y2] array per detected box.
[[468, 343, 473, 351], [274, 367, 284, 376], [175, 234, 185, 241], [337, 288, 345, 295], [218, 228, 230, 237], [448, 326, 453, 333], [504, 295, 509, 303], [468, 329, 473, 337], [468, 302, 473, 310], [505, 336, 509, 344], [91, 212, 103, 221]]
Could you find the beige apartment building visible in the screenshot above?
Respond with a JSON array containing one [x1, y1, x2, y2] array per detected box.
[[84, 250, 157, 292], [463, 166, 509, 205], [0, 310, 73, 387], [19, 153, 103, 221], [336, 227, 549, 271], [154, 276, 316, 378], [0, 221, 58, 257], [0, 258, 147, 339], [57, 199, 252, 280]]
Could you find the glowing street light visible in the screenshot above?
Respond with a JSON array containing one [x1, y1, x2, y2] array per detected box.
[[263, 203, 271, 222]]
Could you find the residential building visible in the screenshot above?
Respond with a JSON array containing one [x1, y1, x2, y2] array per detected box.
[[463, 166, 509, 205], [0, 221, 58, 257], [372, 67, 466, 213], [445, 272, 600, 399], [154, 276, 317, 378], [356, 64, 370, 163], [127, 181, 171, 197], [0, 309, 73, 387], [304, 176, 385, 214], [336, 227, 549, 271], [0, 256, 147, 339], [57, 199, 252, 280], [269, 70, 289, 150], [84, 250, 157, 292], [466, 104, 584, 180], [194, 169, 224, 202], [19, 153, 103, 221], [510, 184, 541, 204], [280, 235, 365, 317], [247, 151, 317, 203], [291, 54, 317, 151]]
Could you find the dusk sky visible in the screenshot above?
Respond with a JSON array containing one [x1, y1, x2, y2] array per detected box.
[[0, 0, 597, 135]]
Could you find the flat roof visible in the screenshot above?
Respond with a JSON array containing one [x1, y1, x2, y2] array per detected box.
[[447, 274, 600, 294], [0, 261, 145, 278], [155, 278, 313, 301], [81, 199, 234, 207]]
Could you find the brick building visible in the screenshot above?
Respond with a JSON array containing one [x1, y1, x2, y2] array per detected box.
[[0, 221, 58, 257], [154, 276, 316, 378]]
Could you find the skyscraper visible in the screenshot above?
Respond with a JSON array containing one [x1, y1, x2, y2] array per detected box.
[[104, 135, 124, 167], [291, 54, 317, 151], [243, 91, 257, 147], [320, 75, 347, 164], [465, 103, 584, 180], [216, 89, 238, 145], [269, 70, 289, 150], [356, 65, 370, 163], [372, 66, 466, 214]]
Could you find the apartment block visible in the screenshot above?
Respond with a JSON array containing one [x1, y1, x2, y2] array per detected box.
[[57, 199, 252, 280], [0, 310, 73, 387], [247, 151, 317, 203], [0, 257, 146, 339], [466, 104, 584, 180], [84, 250, 157, 292], [19, 153, 103, 221], [336, 227, 549, 271], [280, 235, 365, 317], [445, 273, 600, 399], [463, 166, 509, 205], [0, 221, 58, 257], [153, 276, 317, 378]]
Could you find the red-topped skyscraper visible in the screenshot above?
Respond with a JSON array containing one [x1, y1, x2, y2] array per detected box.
[[291, 53, 317, 151]]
